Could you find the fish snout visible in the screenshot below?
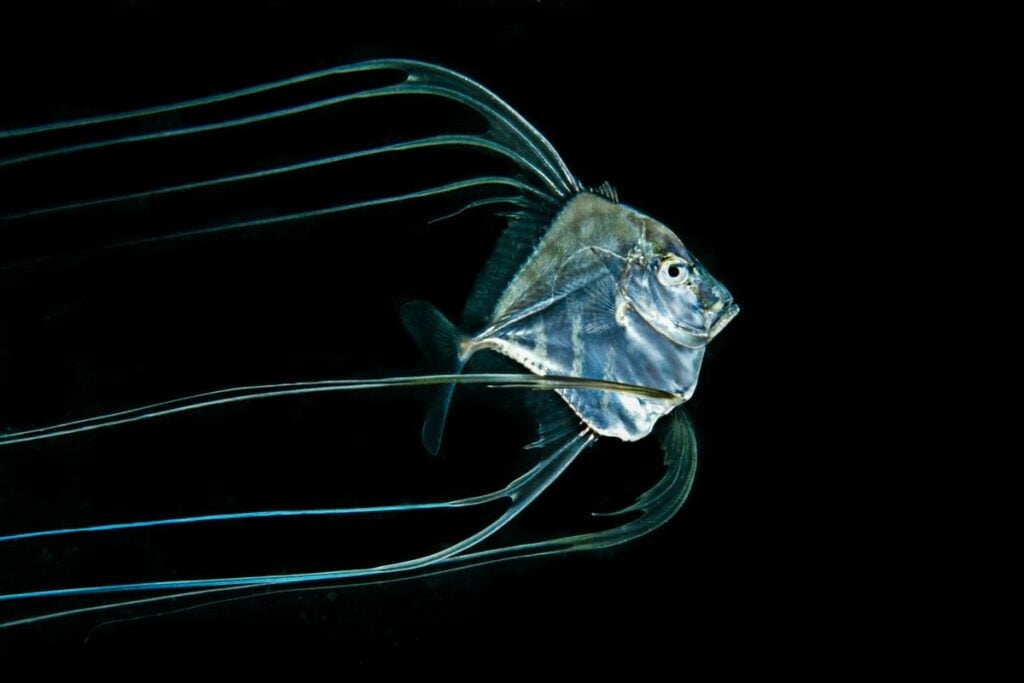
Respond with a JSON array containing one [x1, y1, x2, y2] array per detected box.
[[694, 267, 738, 339]]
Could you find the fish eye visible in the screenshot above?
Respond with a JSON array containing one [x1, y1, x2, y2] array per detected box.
[[658, 258, 690, 286]]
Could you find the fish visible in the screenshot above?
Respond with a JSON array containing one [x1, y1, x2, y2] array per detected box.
[[403, 188, 738, 453], [0, 59, 736, 630]]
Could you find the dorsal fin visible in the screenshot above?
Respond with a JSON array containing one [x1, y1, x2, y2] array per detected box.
[[592, 181, 618, 203], [461, 196, 563, 331]]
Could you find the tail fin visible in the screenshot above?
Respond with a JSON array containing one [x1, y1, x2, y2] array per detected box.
[[401, 301, 468, 455]]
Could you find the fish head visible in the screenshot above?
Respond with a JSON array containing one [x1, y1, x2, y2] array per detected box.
[[619, 216, 739, 349]]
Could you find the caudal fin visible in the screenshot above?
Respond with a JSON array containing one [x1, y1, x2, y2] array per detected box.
[[401, 301, 468, 455]]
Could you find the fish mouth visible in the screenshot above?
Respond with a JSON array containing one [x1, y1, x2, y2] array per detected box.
[[707, 301, 740, 339], [672, 302, 739, 346]]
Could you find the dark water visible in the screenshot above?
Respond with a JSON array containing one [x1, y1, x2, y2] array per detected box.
[[0, 0, 872, 667]]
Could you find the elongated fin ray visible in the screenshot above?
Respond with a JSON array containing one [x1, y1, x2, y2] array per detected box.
[[0, 176, 543, 273], [0, 372, 674, 447], [1, 135, 558, 224], [0, 420, 582, 544], [0, 409, 694, 630], [0, 59, 578, 200], [0, 429, 594, 626]]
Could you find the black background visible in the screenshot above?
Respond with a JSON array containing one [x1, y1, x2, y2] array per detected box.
[[0, 0, 909, 669]]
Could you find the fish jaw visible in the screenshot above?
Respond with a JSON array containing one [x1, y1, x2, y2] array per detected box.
[[707, 302, 740, 339], [665, 299, 740, 347]]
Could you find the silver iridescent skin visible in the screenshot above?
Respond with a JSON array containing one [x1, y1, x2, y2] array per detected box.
[[464, 192, 738, 441]]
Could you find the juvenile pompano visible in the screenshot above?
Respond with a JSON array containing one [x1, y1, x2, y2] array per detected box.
[[0, 59, 739, 626], [404, 188, 738, 452]]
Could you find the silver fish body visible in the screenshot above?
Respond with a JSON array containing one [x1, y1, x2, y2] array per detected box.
[[460, 192, 738, 441]]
